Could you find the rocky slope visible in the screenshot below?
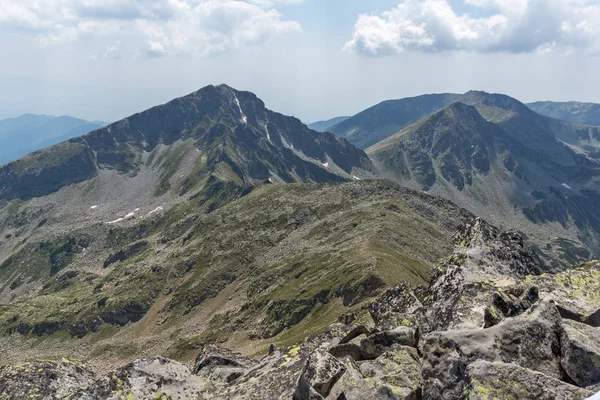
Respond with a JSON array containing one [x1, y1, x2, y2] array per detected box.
[[2, 218, 599, 399], [368, 98, 600, 268]]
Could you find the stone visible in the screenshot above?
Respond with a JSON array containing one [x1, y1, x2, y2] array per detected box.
[[0, 359, 96, 400], [359, 346, 422, 396], [328, 343, 363, 361], [463, 360, 593, 400], [421, 301, 563, 400], [360, 327, 417, 360], [560, 320, 600, 388], [298, 349, 347, 398]]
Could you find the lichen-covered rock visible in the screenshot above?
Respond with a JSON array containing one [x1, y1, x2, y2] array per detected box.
[[192, 344, 258, 385], [70, 356, 203, 400], [368, 282, 427, 331], [360, 327, 417, 360], [529, 261, 600, 326], [560, 320, 600, 388], [421, 301, 563, 399], [359, 346, 422, 396], [463, 360, 593, 400], [207, 345, 310, 399], [297, 350, 346, 398], [0, 358, 95, 400], [328, 343, 363, 361]]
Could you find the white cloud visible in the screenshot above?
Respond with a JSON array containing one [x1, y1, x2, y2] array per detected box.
[[0, 0, 301, 56], [345, 0, 600, 55]]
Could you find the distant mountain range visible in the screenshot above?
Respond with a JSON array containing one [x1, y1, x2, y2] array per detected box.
[[528, 101, 600, 126], [0, 114, 108, 165], [307, 116, 349, 132]]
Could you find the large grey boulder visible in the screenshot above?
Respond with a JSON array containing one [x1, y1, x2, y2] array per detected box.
[[463, 360, 593, 400], [0, 359, 96, 400], [193, 344, 258, 384], [296, 350, 346, 398], [360, 327, 417, 360], [560, 320, 600, 388], [421, 301, 563, 399], [70, 356, 204, 400]]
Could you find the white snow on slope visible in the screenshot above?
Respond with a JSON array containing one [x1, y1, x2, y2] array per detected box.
[[234, 96, 247, 124], [90, 205, 98, 209], [322, 162, 329, 168], [107, 211, 136, 224], [353, 175, 361, 181], [148, 206, 164, 216], [562, 183, 572, 190]]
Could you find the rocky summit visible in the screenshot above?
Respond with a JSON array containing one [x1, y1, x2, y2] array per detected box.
[[1, 217, 599, 399]]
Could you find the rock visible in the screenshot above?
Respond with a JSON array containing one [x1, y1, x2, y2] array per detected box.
[[339, 325, 371, 344], [213, 345, 310, 399], [421, 301, 563, 399], [0, 359, 95, 400], [368, 282, 427, 331], [192, 344, 258, 384], [328, 343, 363, 361], [327, 357, 418, 400], [425, 218, 542, 332], [298, 350, 347, 398], [338, 312, 357, 325], [359, 346, 422, 397], [463, 360, 593, 400], [560, 320, 600, 388], [360, 327, 417, 360], [70, 356, 204, 399]]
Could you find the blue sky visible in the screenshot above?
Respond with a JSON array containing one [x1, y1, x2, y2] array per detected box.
[[1, 0, 600, 123]]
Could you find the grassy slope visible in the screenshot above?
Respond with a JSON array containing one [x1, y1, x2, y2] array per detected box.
[[0, 180, 470, 369]]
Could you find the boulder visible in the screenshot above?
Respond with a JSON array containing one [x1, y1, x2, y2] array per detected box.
[[560, 320, 600, 388], [70, 356, 204, 399], [192, 344, 258, 384], [298, 350, 347, 398], [327, 357, 418, 400], [359, 346, 422, 396], [0, 359, 96, 400], [368, 282, 427, 331], [421, 301, 563, 399], [360, 327, 417, 360], [328, 343, 363, 361], [463, 360, 593, 400]]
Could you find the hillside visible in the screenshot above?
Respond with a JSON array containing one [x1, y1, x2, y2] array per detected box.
[[368, 100, 600, 268], [0, 114, 107, 165], [0, 180, 471, 370]]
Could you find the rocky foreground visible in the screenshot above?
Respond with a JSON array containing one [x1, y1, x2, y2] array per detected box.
[[1, 218, 599, 399]]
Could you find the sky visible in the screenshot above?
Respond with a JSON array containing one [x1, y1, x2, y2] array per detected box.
[[1, 0, 600, 124]]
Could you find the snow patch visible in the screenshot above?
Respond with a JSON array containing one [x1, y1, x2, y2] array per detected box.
[[322, 162, 329, 168], [353, 175, 361, 181], [90, 205, 98, 210], [234, 96, 248, 124], [562, 183, 572, 190], [107, 211, 136, 224], [148, 206, 164, 216]]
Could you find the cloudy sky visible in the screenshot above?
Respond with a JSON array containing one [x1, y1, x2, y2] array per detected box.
[[1, 0, 600, 123]]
